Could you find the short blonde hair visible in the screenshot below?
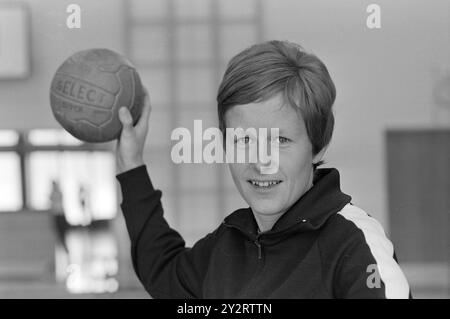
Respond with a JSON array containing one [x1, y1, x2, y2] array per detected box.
[[217, 40, 336, 156]]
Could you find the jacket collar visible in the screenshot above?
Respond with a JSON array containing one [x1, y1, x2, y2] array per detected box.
[[223, 168, 352, 239]]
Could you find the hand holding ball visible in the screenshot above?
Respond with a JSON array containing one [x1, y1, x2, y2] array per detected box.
[[50, 49, 144, 143]]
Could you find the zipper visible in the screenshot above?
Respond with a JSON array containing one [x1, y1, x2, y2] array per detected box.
[[222, 223, 263, 260], [223, 221, 312, 261], [254, 240, 262, 260]]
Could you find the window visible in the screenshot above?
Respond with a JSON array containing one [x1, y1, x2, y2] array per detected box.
[[0, 130, 22, 211], [28, 129, 83, 146], [27, 151, 116, 225], [0, 152, 22, 211], [0, 130, 19, 146], [0, 129, 116, 226]]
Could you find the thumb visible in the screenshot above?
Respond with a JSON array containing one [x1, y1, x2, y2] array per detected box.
[[118, 107, 135, 141], [119, 107, 133, 131]]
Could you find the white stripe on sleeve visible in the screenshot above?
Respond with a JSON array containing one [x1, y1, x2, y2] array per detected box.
[[338, 204, 410, 299]]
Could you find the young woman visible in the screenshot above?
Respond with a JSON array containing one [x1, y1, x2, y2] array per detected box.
[[115, 40, 410, 299]]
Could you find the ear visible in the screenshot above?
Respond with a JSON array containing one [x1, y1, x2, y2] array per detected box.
[[313, 146, 328, 165]]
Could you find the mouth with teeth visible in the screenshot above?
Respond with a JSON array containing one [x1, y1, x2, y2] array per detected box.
[[247, 179, 282, 191]]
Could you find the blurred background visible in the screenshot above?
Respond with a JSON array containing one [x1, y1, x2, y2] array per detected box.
[[0, 0, 448, 298]]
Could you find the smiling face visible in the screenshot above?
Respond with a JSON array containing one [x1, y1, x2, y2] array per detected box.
[[225, 93, 324, 226]]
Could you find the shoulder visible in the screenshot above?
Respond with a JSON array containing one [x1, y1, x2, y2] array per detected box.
[[323, 203, 390, 244], [320, 204, 411, 299], [318, 203, 395, 265]]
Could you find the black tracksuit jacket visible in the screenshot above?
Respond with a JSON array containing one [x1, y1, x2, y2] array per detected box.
[[117, 165, 411, 298]]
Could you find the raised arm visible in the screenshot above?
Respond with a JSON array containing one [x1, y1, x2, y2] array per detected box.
[[115, 91, 217, 298]]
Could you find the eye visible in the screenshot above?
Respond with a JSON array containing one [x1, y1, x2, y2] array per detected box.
[[273, 136, 290, 144], [235, 136, 251, 145]]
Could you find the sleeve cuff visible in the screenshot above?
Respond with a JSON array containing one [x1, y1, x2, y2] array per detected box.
[[116, 165, 157, 201]]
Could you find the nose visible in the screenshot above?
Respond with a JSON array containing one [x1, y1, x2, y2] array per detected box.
[[251, 157, 270, 172], [249, 139, 279, 175]]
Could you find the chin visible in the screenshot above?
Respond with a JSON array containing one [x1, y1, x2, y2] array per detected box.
[[248, 197, 285, 216]]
